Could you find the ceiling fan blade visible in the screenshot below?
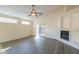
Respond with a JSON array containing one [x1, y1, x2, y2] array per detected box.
[[38, 12, 43, 16], [39, 13, 43, 15], [29, 14, 31, 16], [37, 12, 43, 14]]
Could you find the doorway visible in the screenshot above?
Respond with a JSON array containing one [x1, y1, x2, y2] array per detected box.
[[35, 24, 45, 38]]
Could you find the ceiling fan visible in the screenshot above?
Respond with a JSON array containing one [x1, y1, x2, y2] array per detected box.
[[29, 5, 43, 17]]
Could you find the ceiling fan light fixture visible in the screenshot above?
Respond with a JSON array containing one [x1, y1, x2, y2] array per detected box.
[[29, 5, 43, 17], [31, 13, 36, 16]]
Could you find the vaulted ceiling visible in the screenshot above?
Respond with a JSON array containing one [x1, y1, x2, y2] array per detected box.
[[0, 5, 78, 21], [0, 5, 64, 20]]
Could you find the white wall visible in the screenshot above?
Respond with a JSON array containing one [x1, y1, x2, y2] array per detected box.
[[33, 16, 60, 39], [33, 7, 64, 39], [0, 15, 33, 43], [33, 6, 79, 40], [33, 6, 79, 49]]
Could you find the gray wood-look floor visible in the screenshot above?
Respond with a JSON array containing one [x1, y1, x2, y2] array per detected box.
[[0, 36, 79, 54]]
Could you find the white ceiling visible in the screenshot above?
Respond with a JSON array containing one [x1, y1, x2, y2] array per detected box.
[[0, 5, 63, 20]]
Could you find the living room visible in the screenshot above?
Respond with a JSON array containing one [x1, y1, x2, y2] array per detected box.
[[0, 5, 79, 54]]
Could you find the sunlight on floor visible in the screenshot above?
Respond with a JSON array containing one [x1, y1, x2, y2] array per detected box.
[[0, 47, 11, 53]]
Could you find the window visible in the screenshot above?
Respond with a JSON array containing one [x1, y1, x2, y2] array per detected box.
[[0, 17, 17, 24], [21, 20, 31, 25]]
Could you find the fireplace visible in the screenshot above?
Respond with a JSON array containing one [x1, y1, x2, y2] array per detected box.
[[61, 31, 69, 41]]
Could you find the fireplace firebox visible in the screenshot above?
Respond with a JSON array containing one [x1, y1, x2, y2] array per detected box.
[[61, 31, 69, 41]]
